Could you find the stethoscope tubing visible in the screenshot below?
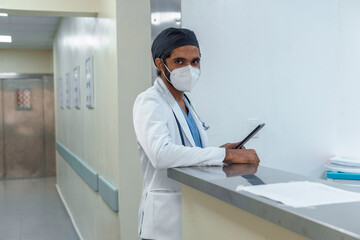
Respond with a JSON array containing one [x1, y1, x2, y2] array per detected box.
[[184, 94, 210, 131]]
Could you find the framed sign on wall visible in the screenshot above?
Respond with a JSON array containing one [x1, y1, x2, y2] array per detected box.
[[73, 66, 81, 109], [65, 72, 71, 109], [85, 55, 94, 108], [59, 77, 64, 109], [16, 88, 31, 110]]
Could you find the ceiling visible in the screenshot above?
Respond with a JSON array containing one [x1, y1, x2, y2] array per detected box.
[[0, 14, 61, 50]]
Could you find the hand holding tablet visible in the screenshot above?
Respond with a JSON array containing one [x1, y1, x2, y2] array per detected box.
[[235, 123, 265, 149]]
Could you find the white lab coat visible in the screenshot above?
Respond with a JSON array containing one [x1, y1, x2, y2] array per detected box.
[[133, 77, 225, 240]]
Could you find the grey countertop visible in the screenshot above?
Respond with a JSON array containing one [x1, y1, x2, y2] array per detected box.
[[168, 165, 360, 240]]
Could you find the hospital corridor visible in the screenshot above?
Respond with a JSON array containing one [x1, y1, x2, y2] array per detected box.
[[1, 0, 360, 240]]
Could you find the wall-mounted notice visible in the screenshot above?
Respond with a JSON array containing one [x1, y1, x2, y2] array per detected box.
[[59, 77, 64, 109], [16, 88, 31, 110], [66, 72, 71, 109], [85, 55, 94, 108], [73, 66, 81, 109]]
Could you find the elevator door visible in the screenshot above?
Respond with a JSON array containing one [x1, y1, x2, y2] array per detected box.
[[1, 78, 45, 179]]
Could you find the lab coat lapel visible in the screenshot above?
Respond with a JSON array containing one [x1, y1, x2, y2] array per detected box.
[[155, 78, 196, 147], [184, 96, 209, 148]]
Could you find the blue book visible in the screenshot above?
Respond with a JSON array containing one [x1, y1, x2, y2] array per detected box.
[[326, 171, 360, 180]]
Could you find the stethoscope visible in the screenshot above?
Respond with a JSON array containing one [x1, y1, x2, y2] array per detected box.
[[183, 94, 210, 131]]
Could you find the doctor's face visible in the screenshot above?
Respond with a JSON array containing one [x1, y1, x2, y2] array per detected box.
[[157, 45, 201, 75]]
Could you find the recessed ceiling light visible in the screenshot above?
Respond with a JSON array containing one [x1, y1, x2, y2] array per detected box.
[[0, 13, 8, 17], [0, 35, 12, 43]]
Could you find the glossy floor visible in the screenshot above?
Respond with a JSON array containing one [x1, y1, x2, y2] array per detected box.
[[0, 177, 79, 240]]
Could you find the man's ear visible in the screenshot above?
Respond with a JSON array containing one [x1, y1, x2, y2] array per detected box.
[[155, 58, 164, 71]]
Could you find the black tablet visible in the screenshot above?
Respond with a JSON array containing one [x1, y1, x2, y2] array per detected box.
[[236, 123, 265, 149]]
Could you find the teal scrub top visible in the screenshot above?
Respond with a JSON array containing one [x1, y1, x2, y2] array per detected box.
[[179, 104, 203, 148]]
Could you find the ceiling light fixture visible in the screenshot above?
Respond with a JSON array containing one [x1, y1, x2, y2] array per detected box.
[[0, 13, 8, 17], [0, 35, 12, 43]]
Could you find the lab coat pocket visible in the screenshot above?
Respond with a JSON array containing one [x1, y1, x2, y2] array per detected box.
[[152, 190, 182, 240]]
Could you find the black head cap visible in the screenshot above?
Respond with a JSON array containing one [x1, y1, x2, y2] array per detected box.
[[151, 27, 200, 63]]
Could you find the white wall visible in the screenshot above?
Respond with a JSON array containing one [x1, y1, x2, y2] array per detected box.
[[53, 1, 120, 238], [335, 0, 360, 157], [183, 0, 341, 178]]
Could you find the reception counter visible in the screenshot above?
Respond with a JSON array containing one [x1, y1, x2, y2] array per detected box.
[[168, 165, 360, 240]]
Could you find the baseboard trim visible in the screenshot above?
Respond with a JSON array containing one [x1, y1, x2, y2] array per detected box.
[[56, 184, 84, 240]]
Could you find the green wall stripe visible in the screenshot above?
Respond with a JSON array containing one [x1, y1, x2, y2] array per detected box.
[[56, 141, 98, 192], [56, 141, 119, 213], [98, 176, 119, 212]]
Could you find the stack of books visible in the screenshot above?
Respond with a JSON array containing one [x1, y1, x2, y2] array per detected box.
[[325, 155, 360, 186]]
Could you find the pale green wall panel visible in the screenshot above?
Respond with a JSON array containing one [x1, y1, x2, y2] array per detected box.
[[56, 141, 98, 191], [99, 175, 119, 212]]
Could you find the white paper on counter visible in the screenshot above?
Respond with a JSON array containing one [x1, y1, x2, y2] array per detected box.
[[236, 181, 360, 208], [324, 161, 360, 173], [329, 155, 360, 167]]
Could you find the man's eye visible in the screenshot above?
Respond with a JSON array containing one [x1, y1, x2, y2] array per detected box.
[[175, 60, 183, 64]]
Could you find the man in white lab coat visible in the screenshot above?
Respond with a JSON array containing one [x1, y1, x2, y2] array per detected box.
[[133, 27, 260, 240]]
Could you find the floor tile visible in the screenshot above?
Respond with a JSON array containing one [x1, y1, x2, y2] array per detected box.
[[0, 177, 79, 240]]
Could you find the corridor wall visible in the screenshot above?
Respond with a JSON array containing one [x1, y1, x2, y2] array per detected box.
[[115, 0, 151, 239], [53, 0, 151, 238], [53, 0, 120, 239]]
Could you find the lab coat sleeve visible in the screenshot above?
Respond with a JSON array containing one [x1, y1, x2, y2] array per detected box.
[[133, 93, 225, 170]]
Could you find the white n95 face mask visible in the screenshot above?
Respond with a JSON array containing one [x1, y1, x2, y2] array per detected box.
[[163, 64, 201, 92]]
